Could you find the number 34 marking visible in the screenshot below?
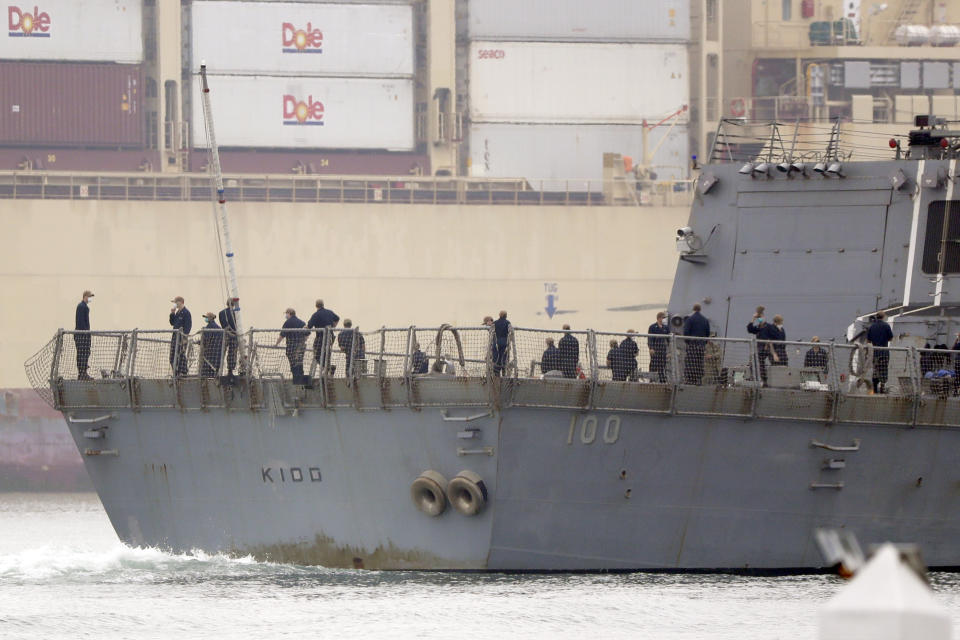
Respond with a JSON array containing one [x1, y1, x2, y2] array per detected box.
[[566, 414, 621, 445]]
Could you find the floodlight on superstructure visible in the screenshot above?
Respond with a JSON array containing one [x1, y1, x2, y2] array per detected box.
[[697, 174, 718, 195]]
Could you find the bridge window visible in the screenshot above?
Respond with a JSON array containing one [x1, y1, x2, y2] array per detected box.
[[922, 201, 960, 274]]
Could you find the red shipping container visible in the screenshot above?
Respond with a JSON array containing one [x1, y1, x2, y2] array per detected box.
[[0, 61, 144, 148]]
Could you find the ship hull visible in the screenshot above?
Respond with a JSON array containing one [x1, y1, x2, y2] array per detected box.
[[1, 389, 88, 491], [62, 383, 960, 570]]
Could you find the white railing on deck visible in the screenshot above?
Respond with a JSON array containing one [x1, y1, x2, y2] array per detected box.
[[28, 328, 960, 427]]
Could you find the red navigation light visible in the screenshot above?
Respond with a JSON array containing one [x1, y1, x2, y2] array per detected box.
[[941, 138, 950, 148], [889, 138, 897, 148]]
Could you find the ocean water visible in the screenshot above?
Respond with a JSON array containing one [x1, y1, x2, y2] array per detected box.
[[2, 493, 959, 639]]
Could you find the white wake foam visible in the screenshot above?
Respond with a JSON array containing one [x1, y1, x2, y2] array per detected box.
[[0, 543, 275, 582]]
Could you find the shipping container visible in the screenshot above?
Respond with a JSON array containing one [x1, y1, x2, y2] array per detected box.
[[0, 62, 143, 147], [190, 1, 414, 76], [192, 75, 414, 151], [0, 0, 142, 63], [468, 122, 690, 186], [468, 0, 689, 42], [0, 148, 158, 171], [469, 42, 689, 124]]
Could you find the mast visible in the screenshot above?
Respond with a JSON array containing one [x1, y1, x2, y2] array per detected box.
[[199, 64, 245, 339]]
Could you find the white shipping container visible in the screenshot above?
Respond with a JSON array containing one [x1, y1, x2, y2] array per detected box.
[[192, 75, 414, 150], [190, 1, 413, 76], [0, 0, 142, 63], [469, 42, 689, 124], [468, 123, 690, 186], [468, 0, 689, 42]]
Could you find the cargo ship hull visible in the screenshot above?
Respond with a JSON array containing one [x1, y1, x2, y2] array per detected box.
[[0, 389, 88, 491]]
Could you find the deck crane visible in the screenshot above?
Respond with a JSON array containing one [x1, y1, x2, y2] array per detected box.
[[636, 104, 689, 180]]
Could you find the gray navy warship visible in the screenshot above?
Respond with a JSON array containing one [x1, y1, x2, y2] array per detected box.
[[25, 116, 960, 571]]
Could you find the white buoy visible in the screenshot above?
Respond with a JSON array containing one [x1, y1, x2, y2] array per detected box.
[[819, 544, 953, 640]]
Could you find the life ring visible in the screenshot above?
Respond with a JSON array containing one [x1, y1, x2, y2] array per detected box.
[[446, 470, 488, 516], [410, 470, 448, 516], [730, 98, 746, 117]]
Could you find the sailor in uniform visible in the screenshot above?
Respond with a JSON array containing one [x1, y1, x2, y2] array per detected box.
[[199, 312, 223, 378], [169, 296, 192, 376], [541, 337, 561, 375], [337, 319, 365, 375], [411, 343, 429, 374], [493, 311, 511, 376], [75, 290, 94, 380], [647, 312, 670, 383], [804, 337, 829, 374], [308, 299, 340, 375], [866, 311, 894, 394], [558, 324, 580, 379], [682, 303, 710, 384], [277, 308, 307, 384], [218, 298, 239, 380], [619, 330, 640, 381]]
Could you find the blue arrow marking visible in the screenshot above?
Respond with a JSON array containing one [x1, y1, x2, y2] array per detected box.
[[545, 294, 557, 319]]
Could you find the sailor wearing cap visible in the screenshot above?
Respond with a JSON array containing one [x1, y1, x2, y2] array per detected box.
[[199, 312, 223, 378], [169, 296, 192, 376], [307, 299, 340, 376], [276, 307, 307, 385], [648, 312, 670, 383], [74, 290, 94, 380], [219, 298, 239, 380]]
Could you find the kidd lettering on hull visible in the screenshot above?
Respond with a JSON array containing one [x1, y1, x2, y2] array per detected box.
[[8, 5, 51, 37], [281, 21, 322, 54], [261, 467, 322, 483]]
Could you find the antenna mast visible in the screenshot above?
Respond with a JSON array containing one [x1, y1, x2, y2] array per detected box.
[[199, 65, 244, 336]]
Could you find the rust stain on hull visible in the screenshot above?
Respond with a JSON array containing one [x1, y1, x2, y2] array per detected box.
[[239, 533, 479, 570]]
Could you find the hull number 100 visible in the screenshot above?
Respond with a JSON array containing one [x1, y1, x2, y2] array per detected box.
[[566, 414, 621, 445]]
